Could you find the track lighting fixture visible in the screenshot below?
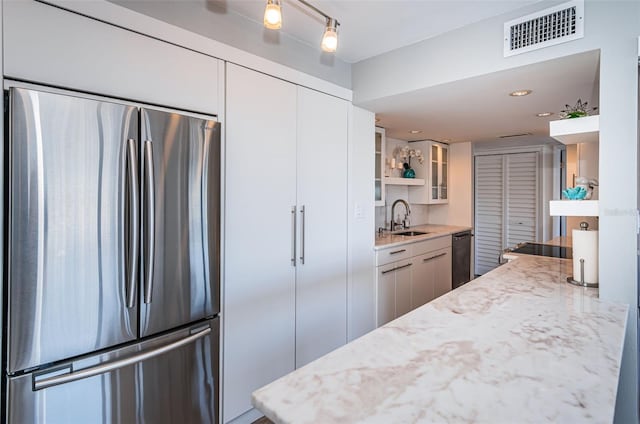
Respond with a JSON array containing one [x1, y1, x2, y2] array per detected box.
[[263, 0, 282, 30], [321, 17, 339, 52], [263, 0, 340, 53]]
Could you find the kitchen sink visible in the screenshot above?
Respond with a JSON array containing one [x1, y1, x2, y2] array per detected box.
[[395, 231, 429, 237]]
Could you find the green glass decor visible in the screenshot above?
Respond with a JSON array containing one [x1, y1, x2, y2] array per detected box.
[[403, 163, 415, 178]]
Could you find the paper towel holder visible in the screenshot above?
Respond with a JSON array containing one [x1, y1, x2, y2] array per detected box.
[[566, 259, 598, 288], [566, 222, 599, 288]]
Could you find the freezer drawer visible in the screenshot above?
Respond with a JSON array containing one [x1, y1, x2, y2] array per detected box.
[[7, 318, 219, 424]]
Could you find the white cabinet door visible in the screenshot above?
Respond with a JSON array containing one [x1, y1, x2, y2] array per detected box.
[[376, 259, 412, 326], [395, 260, 413, 318], [433, 248, 453, 299], [439, 144, 449, 202], [411, 253, 436, 309], [409, 141, 449, 204], [376, 263, 397, 327], [4, 0, 220, 114], [223, 64, 297, 422], [295, 86, 348, 367]]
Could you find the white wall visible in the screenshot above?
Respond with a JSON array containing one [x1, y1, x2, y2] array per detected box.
[[348, 106, 376, 340], [353, 1, 606, 104], [354, 2, 639, 421], [597, 23, 639, 423], [376, 140, 473, 231], [566, 142, 600, 232], [428, 142, 473, 227], [375, 137, 433, 229]]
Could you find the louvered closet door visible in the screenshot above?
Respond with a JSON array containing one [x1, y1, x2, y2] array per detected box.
[[474, 152, 540, 276], [474, 155, 504, 275], [506, 153, 538, 247]]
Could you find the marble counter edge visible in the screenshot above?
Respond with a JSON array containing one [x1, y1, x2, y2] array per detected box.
[[251, 255, 629, 424]]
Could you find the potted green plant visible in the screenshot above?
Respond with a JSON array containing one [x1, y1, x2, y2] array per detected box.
[[560, 99, 598, 119]]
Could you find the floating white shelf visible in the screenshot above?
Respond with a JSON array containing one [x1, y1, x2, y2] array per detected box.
[[384, 177, 425, 186], [549, 200, 599, 216], [549, 115, 599, 144]]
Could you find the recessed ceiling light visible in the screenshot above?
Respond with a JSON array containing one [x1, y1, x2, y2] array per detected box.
[[442, 139, 450, 143], [409, 130, 422, 134], [536, 112, 553, 117], [509, 89, 532, 97]]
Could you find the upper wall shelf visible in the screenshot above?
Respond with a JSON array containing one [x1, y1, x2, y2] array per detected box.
[[549, 115, 599, 144], [549, 200, 599, 216], [385, 177, 425, 186]]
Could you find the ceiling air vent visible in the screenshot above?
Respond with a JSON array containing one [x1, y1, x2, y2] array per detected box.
[[499, 133, 532, 138], [504, 0, 584, 57]]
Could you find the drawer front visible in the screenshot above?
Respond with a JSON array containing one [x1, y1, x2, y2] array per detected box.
[[411, 235, 452, 257], [376, 246, 412, 266]]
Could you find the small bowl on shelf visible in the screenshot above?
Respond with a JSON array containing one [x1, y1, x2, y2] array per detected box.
[[562, 186, 587, 200]]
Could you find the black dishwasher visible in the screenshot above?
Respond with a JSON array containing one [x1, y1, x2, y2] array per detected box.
[[452, 231, 472, 289]]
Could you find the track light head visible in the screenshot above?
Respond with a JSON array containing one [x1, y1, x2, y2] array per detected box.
[[263, 0, 339, 53], [264, 0, 282, 30], [321, 17, 339, 52]]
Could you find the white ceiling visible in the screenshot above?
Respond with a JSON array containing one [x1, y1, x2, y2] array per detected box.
[[221, 0, 542, 63], [364, 50, 600, 142]]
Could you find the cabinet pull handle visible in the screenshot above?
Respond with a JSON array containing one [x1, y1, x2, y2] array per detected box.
[[389, 249, 407, 255], [381, 263, 413, 274], [423, 252, 447, 262], [300, 205, 306, 265], [291, 206, 297, 266]]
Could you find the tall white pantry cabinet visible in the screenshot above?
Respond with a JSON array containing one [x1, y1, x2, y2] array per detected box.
[[223, 63, 348, 422]]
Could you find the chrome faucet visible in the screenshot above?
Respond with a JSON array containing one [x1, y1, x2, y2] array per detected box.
[[390, 199, 411, 230]]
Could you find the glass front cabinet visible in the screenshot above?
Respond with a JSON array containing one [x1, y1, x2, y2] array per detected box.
[[375, 127, 386, 207], [409, 140, 449, 205]]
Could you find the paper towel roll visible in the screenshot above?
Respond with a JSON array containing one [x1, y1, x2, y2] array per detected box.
[[572, 229, 598, 284]]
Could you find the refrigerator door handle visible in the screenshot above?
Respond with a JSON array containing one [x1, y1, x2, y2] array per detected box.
[[144, 140, 156, 304], [33, 326, 211, 391], [126, 139, 140, 309]]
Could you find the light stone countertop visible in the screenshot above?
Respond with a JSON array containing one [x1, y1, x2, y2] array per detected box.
[[374, 224, 472, 250], [252, 254, 628, 423]]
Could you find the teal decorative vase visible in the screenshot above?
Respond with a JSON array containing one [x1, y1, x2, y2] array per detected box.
[[403, 163, 415, 178]]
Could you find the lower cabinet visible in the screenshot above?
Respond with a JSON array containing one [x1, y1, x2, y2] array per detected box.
[[377, 260, 412, 326], [413, 247, 452, 307], [376, 236, 452, 327]]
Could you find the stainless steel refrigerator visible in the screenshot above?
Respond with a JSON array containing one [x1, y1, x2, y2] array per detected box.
[[3, 85, 220, 423]]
